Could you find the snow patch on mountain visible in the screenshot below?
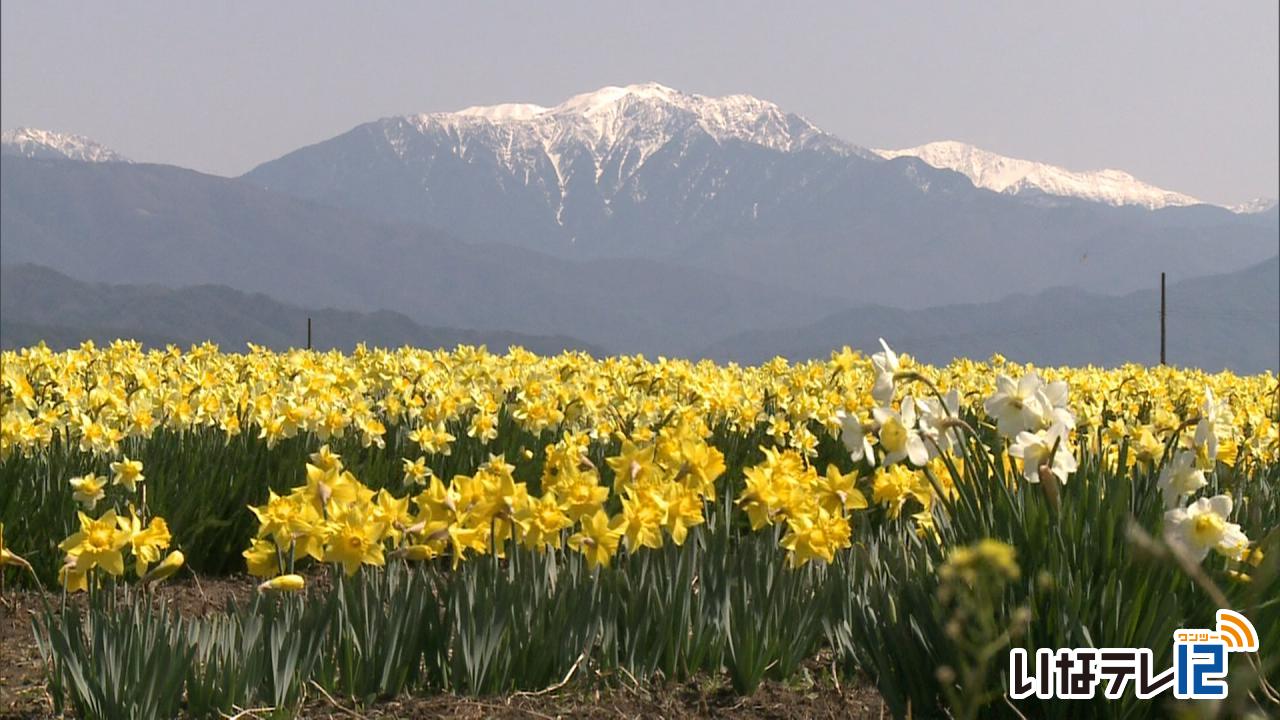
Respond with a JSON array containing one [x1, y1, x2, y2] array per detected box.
[[455, 103, 549, 122], [1, 127, 129, 163], [1228, 197, 1277, 214], [875, 140, 1202, 210]]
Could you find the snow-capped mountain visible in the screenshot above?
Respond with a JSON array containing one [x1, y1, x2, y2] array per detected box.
[[247, 82, 870, 249], [412, 83, 862, 224], [875, 141, 1201, 210], [1, 127, 129, 163], [242, 83, 1277, 308]]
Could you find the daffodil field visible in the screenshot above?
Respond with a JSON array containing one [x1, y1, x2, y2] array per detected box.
[[1, 341, 1277, 718]]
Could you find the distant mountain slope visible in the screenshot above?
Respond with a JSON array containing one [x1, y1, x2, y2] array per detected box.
[[875, 140, 1201, 210], [2, 127, 128, 163], [0, 320, 186, 351], [0, 156, 834, 355], [0, 264, 600, 355], [241, 83, 1278, 308], [704, 256, 1280, 373]]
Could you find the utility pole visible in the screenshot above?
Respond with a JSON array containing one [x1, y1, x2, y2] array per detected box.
[[1159, 273, 1166, 366], [307, 317, 312, 350]]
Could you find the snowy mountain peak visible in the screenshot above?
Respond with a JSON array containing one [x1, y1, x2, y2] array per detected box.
[[1, 127, 129, 163], [452, 84, 686, 122], [557, 82, 686, 115], [874, 140, 1201, 210], [409, 83, 855, 159]]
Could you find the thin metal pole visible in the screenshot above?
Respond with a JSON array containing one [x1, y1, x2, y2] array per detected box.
[[1159, 273, 1166, 365], [307, 317, 312, 350]]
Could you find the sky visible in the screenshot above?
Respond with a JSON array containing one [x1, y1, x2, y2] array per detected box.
[[2, 2, 1276, 205]]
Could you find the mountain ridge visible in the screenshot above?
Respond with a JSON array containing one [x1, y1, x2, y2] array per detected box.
[[0, 263, 601, 355], [704, 256, 1280, 373], [0, 155, 838, 355], [874, 140, 1203, 210]]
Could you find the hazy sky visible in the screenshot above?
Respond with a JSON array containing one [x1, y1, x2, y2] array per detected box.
[[3, 2, 1276, 204]]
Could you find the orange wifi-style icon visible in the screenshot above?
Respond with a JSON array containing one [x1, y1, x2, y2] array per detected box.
[[1216, 610, 1259, 652]]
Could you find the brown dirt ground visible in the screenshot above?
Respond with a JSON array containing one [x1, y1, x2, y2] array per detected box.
[[0, 575, 886, 719]]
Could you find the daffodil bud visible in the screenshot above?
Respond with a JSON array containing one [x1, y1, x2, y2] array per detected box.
[[399, 544, 435, 561], [258, 574, 305, 592], [1038, 464, 1061, 513], [0, 548, 32, 570]]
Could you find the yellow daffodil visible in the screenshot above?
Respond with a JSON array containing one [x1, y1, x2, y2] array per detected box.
[[402, 456, 430, 484], [109, 457, 145, 492], [568, 510, 623, 569], [816, 465, 868, 515], [59, 510, 131, 579], [781, 509, 851, 567], [69, 473, 107, 510], [140, 550, 185, 585], [119, 511, 172, 576], [620, 490, 668, 552], [244, 537, 282, 578], [322, 505, 387, 576], [939, 539, 1020, 587], [519, 493, 572, 551]]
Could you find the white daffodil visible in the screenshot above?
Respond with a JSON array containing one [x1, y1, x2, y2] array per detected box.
[[1008, 423, 1077, 485], [1163, 495, 1249, 562], [871, 338, 899, 406], [837, 409, 875, 463], [1157, 450, 1207, 508], [916, 388, 961, 456], [1039, 378, 1073, 424], [984, 373, 1044, 437], [1200, 387, 1230, 426], [984, 371, 1074, 438], [872, 396, 929, 466], [1191, 388, 1232, 469]]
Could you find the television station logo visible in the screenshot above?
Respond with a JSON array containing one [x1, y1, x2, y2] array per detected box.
[[1009, 609, 1260, 700]]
